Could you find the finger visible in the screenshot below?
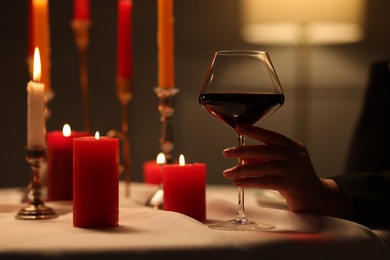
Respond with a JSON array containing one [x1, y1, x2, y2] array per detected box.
[[223, 161, 284, 179], [224, 144, 293, 161], [236, 124, 298, 148], [241, 158, 268, 164], [233, 176, 287, 191]]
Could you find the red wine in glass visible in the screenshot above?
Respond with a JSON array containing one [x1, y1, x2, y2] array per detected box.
[[199, 93, 284, 129]]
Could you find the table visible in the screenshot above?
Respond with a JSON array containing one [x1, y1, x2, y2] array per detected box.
[[0, 182, 389, 259]]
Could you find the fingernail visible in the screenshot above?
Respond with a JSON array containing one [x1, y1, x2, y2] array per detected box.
[[223, 169, 232, 178], [223, 148, 234, 155]]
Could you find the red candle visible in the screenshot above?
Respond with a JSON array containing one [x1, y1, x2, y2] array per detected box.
[[162, 155, 206, 221], [143, 153, 166, 184], [73, 132, 119, 228], [46, 124, 90, 201], [117, 0, 132, 80], [73, 0, 90, 21]]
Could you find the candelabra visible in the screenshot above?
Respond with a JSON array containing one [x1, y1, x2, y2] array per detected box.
[[16, 149, 57, 220], [107, 79, 133, 198], [71, 19, 91, 132], [144, 87, 179, 209], [154, 87, 179, 163]]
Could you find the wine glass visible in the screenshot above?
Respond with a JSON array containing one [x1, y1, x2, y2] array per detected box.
[[199, 50, 284, 231]]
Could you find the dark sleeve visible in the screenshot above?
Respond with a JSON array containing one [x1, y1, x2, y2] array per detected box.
[[345, 60, 390, 173], [331, 171, 390, 227]]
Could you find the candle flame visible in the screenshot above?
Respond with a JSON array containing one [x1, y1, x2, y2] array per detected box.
[[33, 47, 41, 82], [62, 124, 71, 137], [179, 154, 185, 166], [95, 131, 100, 140], [156, 152, 166, 165]]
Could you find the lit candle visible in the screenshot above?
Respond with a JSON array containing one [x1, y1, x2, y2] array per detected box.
[[117, 0, 133, 82], [27, 48, 45, 149], [73, 132, 119, 228], [73, 0, 90, 21], [162, 155, 206, 221], [46, 124, 90, 201], [32, 0, 50, 92], [157, 0, 174, 88], [143, 152, 166, 184]]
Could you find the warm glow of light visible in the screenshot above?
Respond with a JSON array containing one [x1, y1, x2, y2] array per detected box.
[[242, 22, 363, 45], [62, 124, 71, 137], [179, 154, 185, 166], [240, 0, 365, 45], [156, 152, 166, 165], [33, 47, 42, 82], [95, 131, 100, 140]]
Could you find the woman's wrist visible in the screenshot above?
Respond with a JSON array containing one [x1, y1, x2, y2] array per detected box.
[[321, 178, 353, 219]]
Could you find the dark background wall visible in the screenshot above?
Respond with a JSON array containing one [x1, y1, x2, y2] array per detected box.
[[0, 0, 389, 188]]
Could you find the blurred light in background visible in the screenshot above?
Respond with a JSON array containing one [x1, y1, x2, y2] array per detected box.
[[240, 0, 366, 45]]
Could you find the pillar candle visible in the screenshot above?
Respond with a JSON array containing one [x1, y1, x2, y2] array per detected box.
[[143, 153, 166, 184], [162, 155, 206, 221], [157, 0, 174, 88], [73, 0, 90, 21], [46, 124, 90, 201], [143, 161, 162, 184], [73, 132, 119, 228], [117, 0, 133, 81], [27, 48, 45, 149], [32, 0, 51, 92]]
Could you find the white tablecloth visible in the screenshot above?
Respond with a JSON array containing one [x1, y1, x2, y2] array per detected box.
[[0, 182, 389, 259]]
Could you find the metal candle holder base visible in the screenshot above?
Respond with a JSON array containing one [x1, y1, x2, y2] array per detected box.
[[144, 87, 179, 209], [16, 149, 57, 220], [144, 184, 164, 210]]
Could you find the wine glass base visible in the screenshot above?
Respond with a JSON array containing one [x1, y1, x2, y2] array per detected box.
[[208, 219, 275, 231]]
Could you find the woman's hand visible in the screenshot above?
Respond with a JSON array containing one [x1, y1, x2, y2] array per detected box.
[[223, 124, 352, 218]]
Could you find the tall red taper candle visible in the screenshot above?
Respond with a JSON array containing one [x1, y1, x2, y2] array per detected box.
[[73, 0, 90, 21], [73, 133, 119, 228], [117, 0, 133, 80]]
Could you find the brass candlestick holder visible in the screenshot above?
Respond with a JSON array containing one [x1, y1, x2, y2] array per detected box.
[[154, 87, 179, 163], [107, 79, 133, 198], [71, 19, 91, 132], [16, 148, 57, 220], [40, 90, 54, 195], [144, 87, 179, 209], [23, 58, 54, 202]]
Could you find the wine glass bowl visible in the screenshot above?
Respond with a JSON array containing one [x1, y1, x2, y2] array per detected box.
[[199, 50, 284, 231], [198, 93, 284, 130]]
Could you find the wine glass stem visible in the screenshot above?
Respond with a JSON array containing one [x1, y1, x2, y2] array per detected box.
[[236, 133, 249, 225]]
